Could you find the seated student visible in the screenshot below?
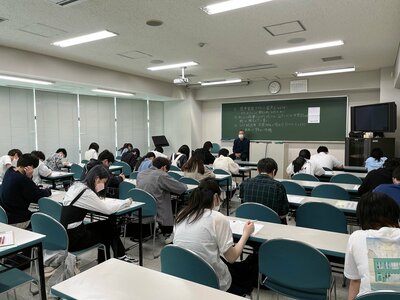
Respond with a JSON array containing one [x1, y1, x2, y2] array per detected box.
[[135, 152, 156, 172], [358, 157, 400, 195], [60, 165, 136, 263], [345, 192, 400, 299], [181, 149, 216, 181], [240, 158, 289, 224], [0, 149, 22, 179], [136, 157, 187, 243], [199, 141, 215, 165], [0, 153, 51, 228], [31, 150, 52, 185], [117, 143, 133, 157], [81, 150, 125, 189], [373, 166, 400, 206], [311, 146, 343, 170], [213, 148, 240, 175], [84, 142, 99, 161], [121, 147, 140, 171], [153, 146, 168, 158], [170, 145, 190, 169], [365, 148, 387, 172], [230, 129, 250, 161], [174, 178, 257, 296], [45, 148, 67, 171], [286, 149, 325, 177]]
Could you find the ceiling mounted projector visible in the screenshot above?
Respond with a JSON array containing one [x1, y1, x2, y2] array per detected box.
[[173, 67, 191, 86]]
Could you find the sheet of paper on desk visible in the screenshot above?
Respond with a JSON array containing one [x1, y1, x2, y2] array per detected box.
[[353, 185, 360, 189], [51, 190, 63, 195], [336, 200, 357, 210], [324, 171, 334, 176], [0, 231, 14, 247], [287, 195, 305, 204], [229, 220, 263, 236]]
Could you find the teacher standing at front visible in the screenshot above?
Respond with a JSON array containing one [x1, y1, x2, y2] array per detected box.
[[230, 129, 250, 161]]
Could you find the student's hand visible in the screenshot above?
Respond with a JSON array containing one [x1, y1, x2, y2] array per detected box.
[[243, 220, 255, 237], [235, 153, 241, 158], [126, 198, 133, 206], [119, 173, 126, 180]]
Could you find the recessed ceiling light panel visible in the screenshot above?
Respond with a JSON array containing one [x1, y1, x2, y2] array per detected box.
[[201, 0, 274, 15], [147, 61, 198, 71], [92, 88, 134, 96], [267, 40, 344, 55], [296, 66, 355, 77], [52, 30, 117, 47], [0, 74, 53, 85]]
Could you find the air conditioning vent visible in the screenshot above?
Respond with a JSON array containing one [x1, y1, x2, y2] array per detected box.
[[321, 56, 343, 62], [49, 0, 87, 7], [225, 64, 277, 73]]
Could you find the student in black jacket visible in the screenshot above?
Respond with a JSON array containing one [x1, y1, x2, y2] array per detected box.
[[201, 141, 215, 165], [0, 153, 51, 228]]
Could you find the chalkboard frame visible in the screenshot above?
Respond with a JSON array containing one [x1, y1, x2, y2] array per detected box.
[[221, 96, 348, 142]]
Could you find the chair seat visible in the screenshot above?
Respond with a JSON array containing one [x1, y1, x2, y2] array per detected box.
[[0, 267, 34, 293]]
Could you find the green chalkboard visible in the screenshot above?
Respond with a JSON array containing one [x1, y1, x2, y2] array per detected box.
[[222, 97, 347, 141]]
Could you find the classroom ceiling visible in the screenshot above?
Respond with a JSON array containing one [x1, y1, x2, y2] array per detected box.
[[0, 0, 399, 85]]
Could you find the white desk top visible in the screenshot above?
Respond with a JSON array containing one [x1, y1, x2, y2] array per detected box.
[[229, 216, 349, 257], [0, 223, 45, 256], [287, 194, 357, 213], [109, 165, 123, 171], [323, 170, 366, 179], [277, 178, 360, 193], [46, 171, 74, 179], [125, 179, 198, 192], [51, 258, 244, 300]]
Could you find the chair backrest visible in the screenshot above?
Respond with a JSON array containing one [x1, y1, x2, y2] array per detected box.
[[236, 203, 281, 223], [38, 197, 63, 221], [259, 239, 332, 298], [330, 173, 362, 185], [81, 159, 89, 164], [119, 181, 136, 200], [160, 245, 219, 289], [210, 143, 221, 154], [292, 173, 320, 182], [179, 177, 200, 185], [127, 188, 157, 218], [311, 184, 350, 200], [213, 168, 232, 186], [130, 171, 138, 179], [115, 155, 122, 160], [296, 202, 347, 233], [31, 212, 68, 251], [112, 161, 131, 177], [0, 206, 8, 223], [169, 165, 181, 172], [281, 180, 306, 196], [168, 171, 182, 180], [70, 163, 83, 181], [355, 292, 400, 300]]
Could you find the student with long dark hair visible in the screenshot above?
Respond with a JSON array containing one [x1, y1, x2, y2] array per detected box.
[[365, 148, 387, 172], [84, 142, 99, 160], [170, 145, 190, 168], [345, 192, 400, 299], [181, 149, 215, 180], [286, 149, 324, 176], [61, 165, 135, 263], [174, 179, 257, 296]]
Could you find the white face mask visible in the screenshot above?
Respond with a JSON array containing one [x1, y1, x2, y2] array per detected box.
[[238, 134, 244, 139], [95, 182, 105, 193]]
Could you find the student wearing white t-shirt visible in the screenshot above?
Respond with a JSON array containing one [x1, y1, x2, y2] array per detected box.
[[213, 148, 240, 175], [84, 142, 99, 161], [0, 149, 22, 179], [31, 150, 52, 184], [174, 178, 256, 296], [311, 146, 343, 170], [344, 192, 400, 299], [286, 149, 324, 177]]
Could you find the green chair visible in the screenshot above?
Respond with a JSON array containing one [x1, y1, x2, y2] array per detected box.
[[356, 292, 400, 299], [0, 206, 8, 223], [160, 245, 219, 289], [258, 239, 335, 300], [211, 143, 221, 154], [38, 197, 63, 221], [0, 267, 34, 298], [70, 163, 83, 181], [127, 188, 158, 258], [169, 165, 181, 172], [118, 181, 136, 200], [112, 161, 132, 177], [281, 180, 306, 196], [330, 174, 362, 185], [130, 171, 139, 179], [179, 177, 200, 185], [81, 159, 89, 164], [168, 171, 182, 180], [311, 184, 351, 200], [236, 202, 281, 224], [292, 173, 320, 182]]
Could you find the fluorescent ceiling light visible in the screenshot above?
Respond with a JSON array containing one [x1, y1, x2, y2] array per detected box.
[[296, 67, 355, 77], [147, 61, 198, 71], [0, 75, 53, 85], [201, 0, 274, 15], [53, 30, 117, 47], [201, 79, 242, 86], [267, 40, 344, 55], [92, 89, 134, 96]]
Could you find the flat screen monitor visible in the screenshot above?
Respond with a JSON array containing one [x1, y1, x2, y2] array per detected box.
[[351, 102, 397, 132], [152, 135, 169, 147]]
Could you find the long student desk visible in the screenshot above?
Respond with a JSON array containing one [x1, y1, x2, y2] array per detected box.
[[51, 258, 244, 300], [287, 194, 357, 214], [41, 171, 75, 189], [48, 190, 146, 266], [109, 165, 123, 174], [319, 170, 366, 182], [0, 223, 47, 299], [277, 178, 360, 194], [229, 216, 349, 258], [343, 165, 367, 173]]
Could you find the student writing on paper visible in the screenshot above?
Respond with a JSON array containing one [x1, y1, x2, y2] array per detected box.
[[181, 149, 215, 181], [31, 150, 52, 185], [286, 149, 325, 177], [365, 148, 387, 172], [0, 148, 22, 179], [174, 178, 257, 296], [310, 146, 343, 170], [170, 144, 190, 169], [84, 142, 99, 161]]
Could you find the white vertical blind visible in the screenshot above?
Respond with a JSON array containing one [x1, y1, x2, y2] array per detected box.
[[35, 90, 79, 163], [0, 86, 35, 154]]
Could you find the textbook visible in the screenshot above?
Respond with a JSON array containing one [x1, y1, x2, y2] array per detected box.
[[0, 231, 14, 247]]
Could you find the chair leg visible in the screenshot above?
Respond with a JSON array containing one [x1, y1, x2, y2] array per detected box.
[[29, 248, 39, 295], [257, 273, 261, 300], [152, 218, 158, 259]]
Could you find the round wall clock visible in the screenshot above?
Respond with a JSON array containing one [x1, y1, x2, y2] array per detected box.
[[268, 81, 281, 94]]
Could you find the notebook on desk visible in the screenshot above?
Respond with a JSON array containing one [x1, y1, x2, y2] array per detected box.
[[0, 231, 14, 247]]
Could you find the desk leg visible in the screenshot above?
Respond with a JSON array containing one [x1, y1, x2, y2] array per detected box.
[[226, 177, 230, 216], [52, 180, 56, 190], [138, 207, 143, 266], [36, 243, 47, 300]]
